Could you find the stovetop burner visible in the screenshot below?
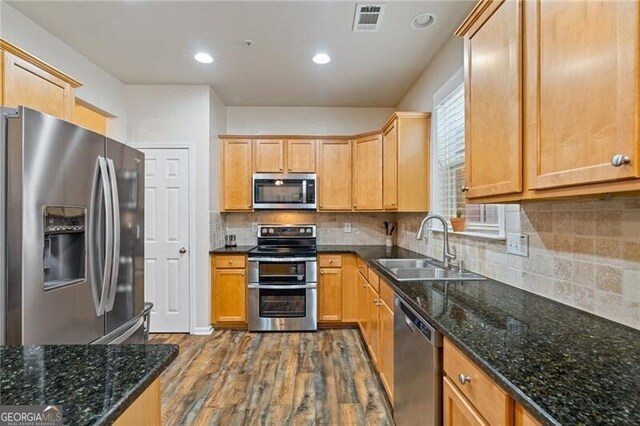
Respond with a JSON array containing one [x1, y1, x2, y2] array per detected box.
[[248, 224, 317, 258], [247, 245, 317, 257]]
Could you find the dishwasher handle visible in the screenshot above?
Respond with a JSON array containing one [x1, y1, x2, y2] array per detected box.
[[395, 295, 442, 346]]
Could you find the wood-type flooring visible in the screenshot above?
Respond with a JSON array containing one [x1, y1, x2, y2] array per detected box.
[[150, 329, 394, 425]]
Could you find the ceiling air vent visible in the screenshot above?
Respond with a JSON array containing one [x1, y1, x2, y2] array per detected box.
[[352, 3, 385, 32]]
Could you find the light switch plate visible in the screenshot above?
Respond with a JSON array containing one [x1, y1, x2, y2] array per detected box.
[[343, 222, 352, 233], [506, 233, 529, 257]]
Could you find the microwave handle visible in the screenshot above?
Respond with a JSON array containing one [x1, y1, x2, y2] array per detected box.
[[302, 180, 307, 203]]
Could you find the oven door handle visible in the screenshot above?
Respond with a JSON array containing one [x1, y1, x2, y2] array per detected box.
[[248, 257, 317, 262], [248, 284, 317, 290]]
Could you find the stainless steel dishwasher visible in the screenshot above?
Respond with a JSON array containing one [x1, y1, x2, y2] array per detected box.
[[394, 295, 443, 426]]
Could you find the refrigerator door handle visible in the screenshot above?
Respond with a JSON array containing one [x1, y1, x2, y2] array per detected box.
[[96, 156, 114, 316], [105, 158, 120, 312]]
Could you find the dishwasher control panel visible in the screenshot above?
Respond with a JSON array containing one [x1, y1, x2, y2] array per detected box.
[[396, 296, 437, 342]]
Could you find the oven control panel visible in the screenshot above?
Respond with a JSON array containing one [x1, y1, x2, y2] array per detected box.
[[257, 224, 316, 238]]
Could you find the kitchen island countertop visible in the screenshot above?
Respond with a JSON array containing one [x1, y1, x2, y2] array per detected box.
[[0, 344, 178, 425]]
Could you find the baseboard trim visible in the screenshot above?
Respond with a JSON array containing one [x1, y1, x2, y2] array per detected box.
[[193, 325, 214, 335]]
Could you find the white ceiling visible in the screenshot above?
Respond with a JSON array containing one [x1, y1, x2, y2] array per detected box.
[[7, 1, 475, 107]]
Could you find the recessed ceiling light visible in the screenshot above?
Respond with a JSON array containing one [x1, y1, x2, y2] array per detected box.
[[312, 53, 331, 65], [194, 52, 214, 64], [411, 13, 436, 30]]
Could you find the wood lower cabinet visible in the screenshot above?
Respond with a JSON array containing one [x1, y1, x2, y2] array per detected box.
[[443, 376, 488, 426], [318, 266, 342, 322], [113, 379, 161, 426], [444, 337, 513, 426], [341, 255, 359, 323], [221, 139, 253, 211], [211, 255, 247, 324], [378, 282, 394, 403], [352, 133, 383, 210], [318, 139, 352, 211], [515, 404, 541, 426], [456, 0, 523, 200], [1, 39, 81, 122]]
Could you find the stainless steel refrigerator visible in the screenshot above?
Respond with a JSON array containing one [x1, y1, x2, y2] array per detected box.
[[0, 106, 148, 345]]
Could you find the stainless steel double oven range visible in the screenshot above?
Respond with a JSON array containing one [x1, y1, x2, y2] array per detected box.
[[247, 225, 317, 331]]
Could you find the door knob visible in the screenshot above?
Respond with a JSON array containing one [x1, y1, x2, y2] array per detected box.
[[179, 247, 187, 254], [611, 154, 631, 167]]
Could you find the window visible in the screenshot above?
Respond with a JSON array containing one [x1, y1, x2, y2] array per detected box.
[[430, 68, 505, 238]]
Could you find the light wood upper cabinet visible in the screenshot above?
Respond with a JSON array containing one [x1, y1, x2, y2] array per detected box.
[[382, 120, 398, 210], [525, 0, 639, 190], [318, 267, 342, 322], [456, 0, 523, 200], [287, 139, 316, 172], [221, 139, 253, 211], [353, 133, 383, 210], [318, 139, 352, 210], [72, 100, 107, 135], [254, 139, 285, 172], [1, 40, 81, 121], [253, 139, 315, 173]]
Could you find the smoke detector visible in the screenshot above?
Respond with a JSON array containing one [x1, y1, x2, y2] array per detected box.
[[352, 3, 385, 32]]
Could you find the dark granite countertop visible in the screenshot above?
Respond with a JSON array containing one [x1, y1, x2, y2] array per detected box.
[[208, 243, 640, 424], [0, 344, 178, 425], [209, 245, 255, 254]]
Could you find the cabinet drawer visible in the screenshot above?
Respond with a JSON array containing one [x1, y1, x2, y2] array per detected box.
[[319, 254, 342, 268], [379, 278, 394, 308], [443, 338, 512, 426], [213, 255, 246, 269], [368, 269, 380, 293], [356, 257, 368, 278]]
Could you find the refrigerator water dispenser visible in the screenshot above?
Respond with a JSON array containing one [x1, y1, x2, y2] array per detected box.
[[43, 206, 86, 290]]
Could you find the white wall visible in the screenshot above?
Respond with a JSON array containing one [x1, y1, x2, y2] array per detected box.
[[226, 106, 395, 135], [397, 37, 464, 111], [0, 3, 127, 140], [125, 85, 213, 333], [209, 89, 226, 212]]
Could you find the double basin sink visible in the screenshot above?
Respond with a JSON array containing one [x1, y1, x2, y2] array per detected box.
[[374, 258, 485, 282]]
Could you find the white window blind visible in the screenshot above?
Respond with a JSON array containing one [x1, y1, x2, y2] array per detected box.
[[431, 69, 505, 238]]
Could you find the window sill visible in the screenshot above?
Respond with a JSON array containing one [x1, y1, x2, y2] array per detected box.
[[429, 228, 506, 242]]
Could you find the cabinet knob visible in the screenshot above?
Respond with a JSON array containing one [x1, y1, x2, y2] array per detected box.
[[329, 259, 333, 264], [353, 204, 357, 208], [241, 272, 245, 276], [458, 373, 471, 385], [288, 166, 292, 170], [611, 154, 631, 167], [228, 260, 232, 265], [460, 185, 469, 193]]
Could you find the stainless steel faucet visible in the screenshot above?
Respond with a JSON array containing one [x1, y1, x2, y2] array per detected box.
[[416, 214, 457, 268]]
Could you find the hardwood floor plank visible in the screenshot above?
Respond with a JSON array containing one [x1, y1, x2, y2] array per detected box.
[[150, 329, 393, 425]]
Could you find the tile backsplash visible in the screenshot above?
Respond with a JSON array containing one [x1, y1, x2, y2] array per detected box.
[[221, 212, 396, 246], [395, 197, 640, 330]]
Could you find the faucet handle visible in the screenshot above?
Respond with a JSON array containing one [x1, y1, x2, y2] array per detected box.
[[450, 245, 457, 260]]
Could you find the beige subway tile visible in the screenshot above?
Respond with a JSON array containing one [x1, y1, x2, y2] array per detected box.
[[552, 211, 573, 234], [572, 261, 595, 287], [594, 291, 624, 322], [595, 238, 622, 259], [573, 285, 595, 311], [622, 270, 640, 303], [535, 212, 553, 233], [595, 265, 623, 294], [595, 211, 622, 237], [553, 258, 573, 281], [573, 211, 595, 236], [553, 234, 573, 253], [623, 241, 640, 262], [572, 236, 595, 259]]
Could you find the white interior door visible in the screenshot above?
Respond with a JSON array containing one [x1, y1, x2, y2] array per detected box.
[[142, 148, 190, 332]]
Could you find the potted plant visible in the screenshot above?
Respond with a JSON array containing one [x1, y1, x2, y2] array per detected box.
[[450, 207, 466, 232]]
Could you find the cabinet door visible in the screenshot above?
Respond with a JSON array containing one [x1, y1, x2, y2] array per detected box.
[[443, 377, 488, 426], [212, 269, 246, 323], [222, 139, 253, 211], [287, 139, 316, 172], [379, 301, 394, 403], [367, 284, 380, 365], [341, 255, 359, 322], [357, 272, 368, 335], [527, 0, 639, 190], [353, 134, 383, 210], [464, 0, 522, 199], [254, 139, 284, 172], [515, 404, 541, 426], [73, 101, 107, 135], [382, 121, 398, 209], [3, 51, 73, 120], [318, 268, 342, 321], [318, 140, 352, 210]]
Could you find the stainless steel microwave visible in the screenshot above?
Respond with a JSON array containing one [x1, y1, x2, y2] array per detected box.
[[253, 173, 316, 210]]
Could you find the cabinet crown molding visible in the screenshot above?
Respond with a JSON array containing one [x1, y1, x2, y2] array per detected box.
[[1, 38, 82, 88]]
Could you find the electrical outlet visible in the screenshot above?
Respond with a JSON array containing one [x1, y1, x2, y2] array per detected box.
[[506, 233, 529, 257], [343, 222, 352, 233]]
